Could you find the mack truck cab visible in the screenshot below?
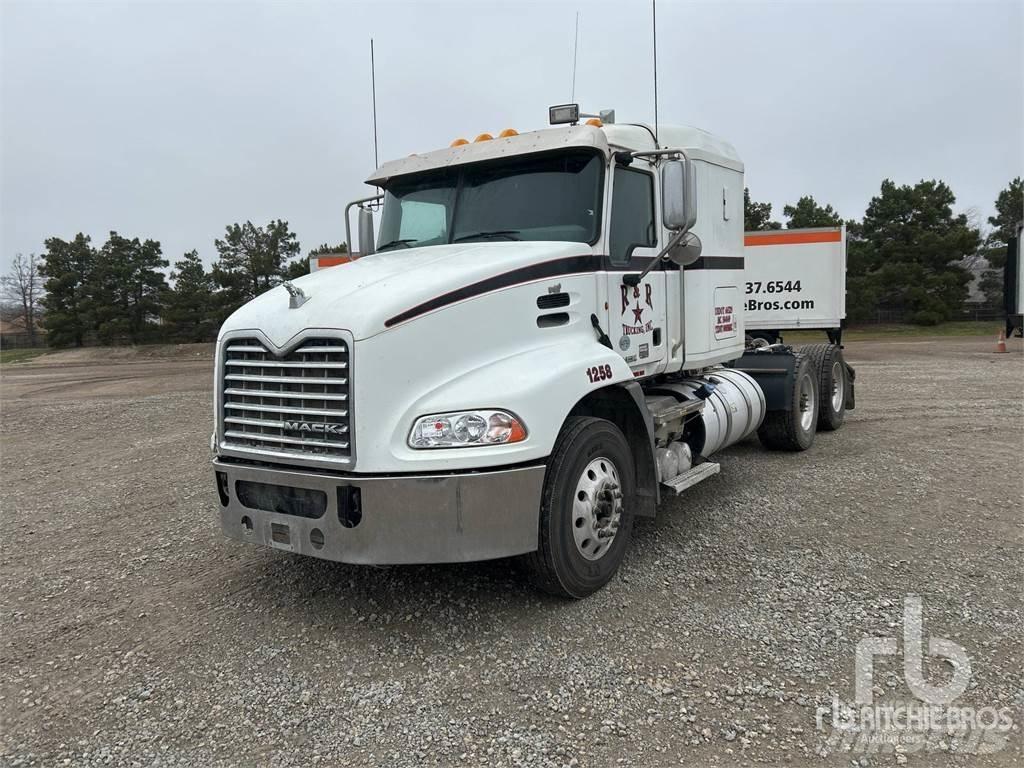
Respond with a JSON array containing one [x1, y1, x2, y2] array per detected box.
[[212, 106, 853, 598]]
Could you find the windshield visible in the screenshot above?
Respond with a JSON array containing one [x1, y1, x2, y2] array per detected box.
[[377, 150, 603, 251]]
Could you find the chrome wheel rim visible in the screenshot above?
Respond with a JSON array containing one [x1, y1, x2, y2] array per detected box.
[[571, 457, 622, 561], [799, 374, 815, 432], [830, 361, 844, 412]]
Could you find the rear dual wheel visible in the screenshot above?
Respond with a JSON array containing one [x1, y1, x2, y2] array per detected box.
[[799, 343, 848, 431], [758, 352, 818, 451], [522, 417, 635, 599]]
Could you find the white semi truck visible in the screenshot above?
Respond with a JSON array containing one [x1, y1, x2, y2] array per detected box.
[[212, 106, 855, 598]]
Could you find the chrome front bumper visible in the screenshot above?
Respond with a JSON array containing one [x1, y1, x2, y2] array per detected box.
[[213, 459, 545, 564]]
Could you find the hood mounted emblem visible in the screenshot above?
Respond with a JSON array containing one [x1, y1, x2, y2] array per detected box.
[[282, 281, 309, 309]]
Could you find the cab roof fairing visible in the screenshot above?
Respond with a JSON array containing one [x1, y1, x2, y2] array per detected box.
[[363, 122, 744, 188], [603, 123, 744, 173]]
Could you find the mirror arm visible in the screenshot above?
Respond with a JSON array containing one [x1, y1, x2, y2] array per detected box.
[[622, 228, 689, 287], [344, 193, 384, 254], [631, 148, 687, 162]]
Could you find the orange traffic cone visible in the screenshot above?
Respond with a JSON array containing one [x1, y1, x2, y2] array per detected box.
[[995, 329, 1008, 353]]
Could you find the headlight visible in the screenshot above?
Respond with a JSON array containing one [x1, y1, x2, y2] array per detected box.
[[409, 410, 527, 449]]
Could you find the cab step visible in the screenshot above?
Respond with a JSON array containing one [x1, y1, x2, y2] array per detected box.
[[660, 461, 721, 495]]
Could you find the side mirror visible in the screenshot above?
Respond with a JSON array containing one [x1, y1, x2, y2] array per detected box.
[[667, 232, 702, 267], [357, 206, 376, 255], [662, 158, 697, 232]]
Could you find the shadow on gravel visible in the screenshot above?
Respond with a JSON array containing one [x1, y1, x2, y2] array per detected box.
[[231, 550, 576, 633]]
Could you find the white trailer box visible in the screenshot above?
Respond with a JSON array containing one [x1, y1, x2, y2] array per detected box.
[[743, 226, 846, 336]]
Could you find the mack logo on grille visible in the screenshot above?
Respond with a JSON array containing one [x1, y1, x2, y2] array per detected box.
[[283, 421, 345, 435]]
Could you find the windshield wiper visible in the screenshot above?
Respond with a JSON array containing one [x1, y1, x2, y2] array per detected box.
[[452, 230, 521, 243], [376, 238, 417, 252]]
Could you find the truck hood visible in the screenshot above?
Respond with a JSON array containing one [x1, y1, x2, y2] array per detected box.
[[219, 241, 594, 347]]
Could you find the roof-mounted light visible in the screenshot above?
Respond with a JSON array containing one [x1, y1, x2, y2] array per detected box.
[[585, 118, 603, 127], [474, 133, 494, 143], [548, 103, 579, 125], [450, 138, 469, 147], [497, 128, 519, 138]]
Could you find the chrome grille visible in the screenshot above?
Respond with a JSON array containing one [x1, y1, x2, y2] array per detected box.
[[220, 337, 352, 464]]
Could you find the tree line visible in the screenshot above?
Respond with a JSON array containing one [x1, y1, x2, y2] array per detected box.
[[2, 220, 347, 347], [2, 177, 1021, 347], [744, 177, 1021, 325]]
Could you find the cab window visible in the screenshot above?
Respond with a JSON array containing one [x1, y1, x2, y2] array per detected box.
[[609, 167, 656, 265]]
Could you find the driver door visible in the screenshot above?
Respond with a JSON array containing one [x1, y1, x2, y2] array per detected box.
[[605, 164, 667, 376]]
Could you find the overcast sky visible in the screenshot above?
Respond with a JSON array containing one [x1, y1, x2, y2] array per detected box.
[[2, 0, 1021, 272]]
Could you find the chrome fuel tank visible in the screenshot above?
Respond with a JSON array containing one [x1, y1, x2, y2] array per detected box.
[[655, 369, 765, 457]]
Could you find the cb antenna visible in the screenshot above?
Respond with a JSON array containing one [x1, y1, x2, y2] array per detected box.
[[651, 0, 659, 147], [370, 38, 380, 170], [570, 11, 580, 102]]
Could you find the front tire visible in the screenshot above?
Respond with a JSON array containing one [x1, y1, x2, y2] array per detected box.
[[522, 416, 635, 599]]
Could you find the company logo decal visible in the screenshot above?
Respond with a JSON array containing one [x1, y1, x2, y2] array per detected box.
[[620, 283, 654, 336]]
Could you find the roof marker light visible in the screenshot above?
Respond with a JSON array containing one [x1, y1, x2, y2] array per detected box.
[[450, 138, 469, 147], [498, 128, 519, 138], [585, 118, 603, 127], [474, 133, 494, 143]]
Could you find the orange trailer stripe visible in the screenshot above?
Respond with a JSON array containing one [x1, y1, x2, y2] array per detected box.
[[744, 230, 842, 247], [315, 256, 352, 267]]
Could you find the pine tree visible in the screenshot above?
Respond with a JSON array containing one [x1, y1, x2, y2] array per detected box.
[[39, 233, 96, 347], [782, 196, 843, 229], [988, 177, 1023, 245], [211, 220, 301, 320], [743, 188, 782, 231], [89, 232, 168, 344], [847, 179, 979, 324], [984, 178, 1023, 270], [163, 250, 216, 342]]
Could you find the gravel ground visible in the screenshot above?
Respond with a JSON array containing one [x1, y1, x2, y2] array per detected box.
[[1, 336, 1021, 767]]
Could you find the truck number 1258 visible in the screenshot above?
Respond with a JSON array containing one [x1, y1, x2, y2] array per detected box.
[[586, 364, 613, 383]]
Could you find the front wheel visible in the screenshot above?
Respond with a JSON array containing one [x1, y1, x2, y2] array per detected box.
[[522, 416, 636, 599]]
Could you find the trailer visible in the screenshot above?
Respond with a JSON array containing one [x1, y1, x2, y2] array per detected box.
[[211, 106, 855, 597], [744, 226, 846, 345], [1005, 224, 1023, 338], [744, 225, 855, 428]]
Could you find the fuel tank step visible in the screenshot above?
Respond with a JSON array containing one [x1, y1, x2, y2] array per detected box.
[[660, 462, 721, 495]]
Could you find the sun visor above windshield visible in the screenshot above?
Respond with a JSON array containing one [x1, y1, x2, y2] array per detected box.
[[365, 124, 610, 187]]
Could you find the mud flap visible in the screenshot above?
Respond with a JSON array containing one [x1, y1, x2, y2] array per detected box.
[[732, 348, 799, 411], [844, 362, 856, 410]]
